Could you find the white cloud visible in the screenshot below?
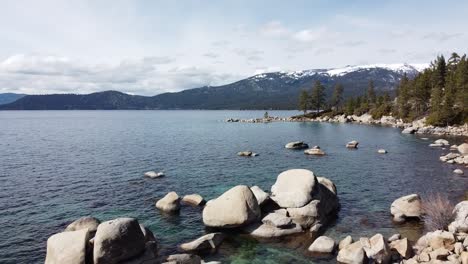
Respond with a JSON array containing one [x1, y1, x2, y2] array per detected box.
[[259, 21, 289, 37], [292, 27, 329, 43], [0, 54, 240, 95]]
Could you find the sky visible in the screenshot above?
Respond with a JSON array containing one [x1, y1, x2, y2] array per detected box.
[[0, 0, 467, 95]]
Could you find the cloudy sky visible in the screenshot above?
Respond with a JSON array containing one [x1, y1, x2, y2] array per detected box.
[[0, 0, 467, 95]]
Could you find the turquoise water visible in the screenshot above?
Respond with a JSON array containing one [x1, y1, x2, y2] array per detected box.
[[0, 110, 466, 263]]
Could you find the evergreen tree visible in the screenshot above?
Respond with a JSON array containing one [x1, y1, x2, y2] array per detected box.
[[298, 90, 309, 114], [310, 81, 326, 113], [330, 83, 344, 111], [367, 80, 376, 105]]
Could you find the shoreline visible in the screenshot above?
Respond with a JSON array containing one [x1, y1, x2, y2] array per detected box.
[[226, 114, 468, 137]]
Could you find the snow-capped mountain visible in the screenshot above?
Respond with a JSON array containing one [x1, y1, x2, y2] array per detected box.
[[1, 63, 429, 110]]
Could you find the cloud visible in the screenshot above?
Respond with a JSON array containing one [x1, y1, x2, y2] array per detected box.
[[259, 21, 289, 37], [314, 47, 334, 55], [203, 52, 219, 59], [339, 40, 366, 47], [292, 27, 328, 43], [0, 54, 240, 95], [211, 40, 230, 47], [422, 32, 463, 42]]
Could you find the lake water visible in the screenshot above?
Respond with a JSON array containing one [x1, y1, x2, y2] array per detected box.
[[0, 110, 466, 264]]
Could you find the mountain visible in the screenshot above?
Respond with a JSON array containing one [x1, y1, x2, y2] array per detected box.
[[0, 93, 27, 105], [0, 63, 427, 110]]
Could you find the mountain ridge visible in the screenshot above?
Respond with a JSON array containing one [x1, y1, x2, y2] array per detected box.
[[0, 63, 428, 110]]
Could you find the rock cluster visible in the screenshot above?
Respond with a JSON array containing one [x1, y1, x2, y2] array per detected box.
[[202, 169, 340, 239], [45, 217, 158, 264]]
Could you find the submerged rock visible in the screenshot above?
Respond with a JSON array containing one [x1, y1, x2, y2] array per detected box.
[[156, 192, 181, 212], [144, 171, 164, 178], [179, 233, 224, 252], [202, 185, 260, 228], [453, 169, 464, 175], [165, 253, 202, 264], [390, 194, 422, 222], [346, 140, 359, 148], [93, 218, 146, 264], [45, 229, 90, 264], [285, 141, 309, 149], [308, 236, 336, 254]]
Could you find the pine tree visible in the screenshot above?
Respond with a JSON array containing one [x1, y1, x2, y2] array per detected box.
[[298, 90, 309, 114], [310, 80, 326, 113], [330, 83, 344, 111], [367, 80, 376, 105]]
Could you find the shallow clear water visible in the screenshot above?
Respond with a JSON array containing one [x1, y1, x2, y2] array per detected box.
[[0, 110, 466, 263]]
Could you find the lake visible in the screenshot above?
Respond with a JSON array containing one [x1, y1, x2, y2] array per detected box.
[[0, 110, 466, 263]]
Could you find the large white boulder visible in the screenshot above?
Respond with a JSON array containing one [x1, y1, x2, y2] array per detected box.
[[202, 185, 260, 228], [360, 234, 391, 264], [65, 216, 100, 234], [337, 241, 367, 264], [390, 194, 422, 222], [156, 192, 181, 212], [308, 236, 336, 254], [448, 201, 468, 234], [182, 194, 205, 206], [93, 218, 146, 264], [270, 169, 317, 208], [458, 143, 468, 155], [45, 229, 90, 264]]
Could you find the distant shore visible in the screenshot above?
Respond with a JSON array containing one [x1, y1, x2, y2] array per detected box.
[[226, 113, 468, 137]]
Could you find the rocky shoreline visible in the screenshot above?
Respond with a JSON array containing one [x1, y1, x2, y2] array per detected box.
[[226, 114, 468, 137]]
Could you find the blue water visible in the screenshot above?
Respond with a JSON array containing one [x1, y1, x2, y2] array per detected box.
[[0, 110, 466, 263]]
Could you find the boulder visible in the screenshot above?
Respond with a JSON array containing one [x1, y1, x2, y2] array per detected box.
[[448, 201, 468, 234], [388, 234, 401, 242], [45, 229, 90, 264], [402, 127, 417, 134], [237, 151, 258, 157], [261, 212, 293, 228], [377, 149, 387, 154], [454, 169, 464, 175], [65, 216, 100, 234], [415, 230, 456, 252], [458, 143, 468, 155], [339, 235, 353, 250], [93, 218, 146, 264], [179, 233, 224, 252], [454, 242, 464, 255], [390, 194, 422, 222], [434, 139, 450, 146], [337, 241, 367, 264], [270, 169, 317, 208], [156, 192, 181, 212], [361, 234, 391, 264], [461, 252, 468, 264], [139, 224, 156, 243], [390, 238, 413, 259], [317, 177, 337, 195], [243, 222, 303, 238], [450, 144, 459, 150], [165, 253, 201, 264], [308, 236, 336, 254], [202, 185, 260, 228], [429, 248, 450, 260], [250, 186, 269, 206], [287, 200, 321, 228], [182, 194, 205, 206], [285, 141, 309, 149], [304, 148, 326, 155], [144, 171, 164, 178], [346, 140, 359, 148]]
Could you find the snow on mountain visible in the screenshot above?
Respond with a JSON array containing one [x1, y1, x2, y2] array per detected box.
[[250, 63, 429, 81]]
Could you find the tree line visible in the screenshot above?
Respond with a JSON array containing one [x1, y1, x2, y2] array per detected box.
[[298, 53, 467, 126]]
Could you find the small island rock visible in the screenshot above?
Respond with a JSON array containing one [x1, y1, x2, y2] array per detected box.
[[156, 192, 181, 212], [144, 171, 164, 178], [182, 194, 205, 206], [285, 141, 309, 149], [346, 140, 359, 148]]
